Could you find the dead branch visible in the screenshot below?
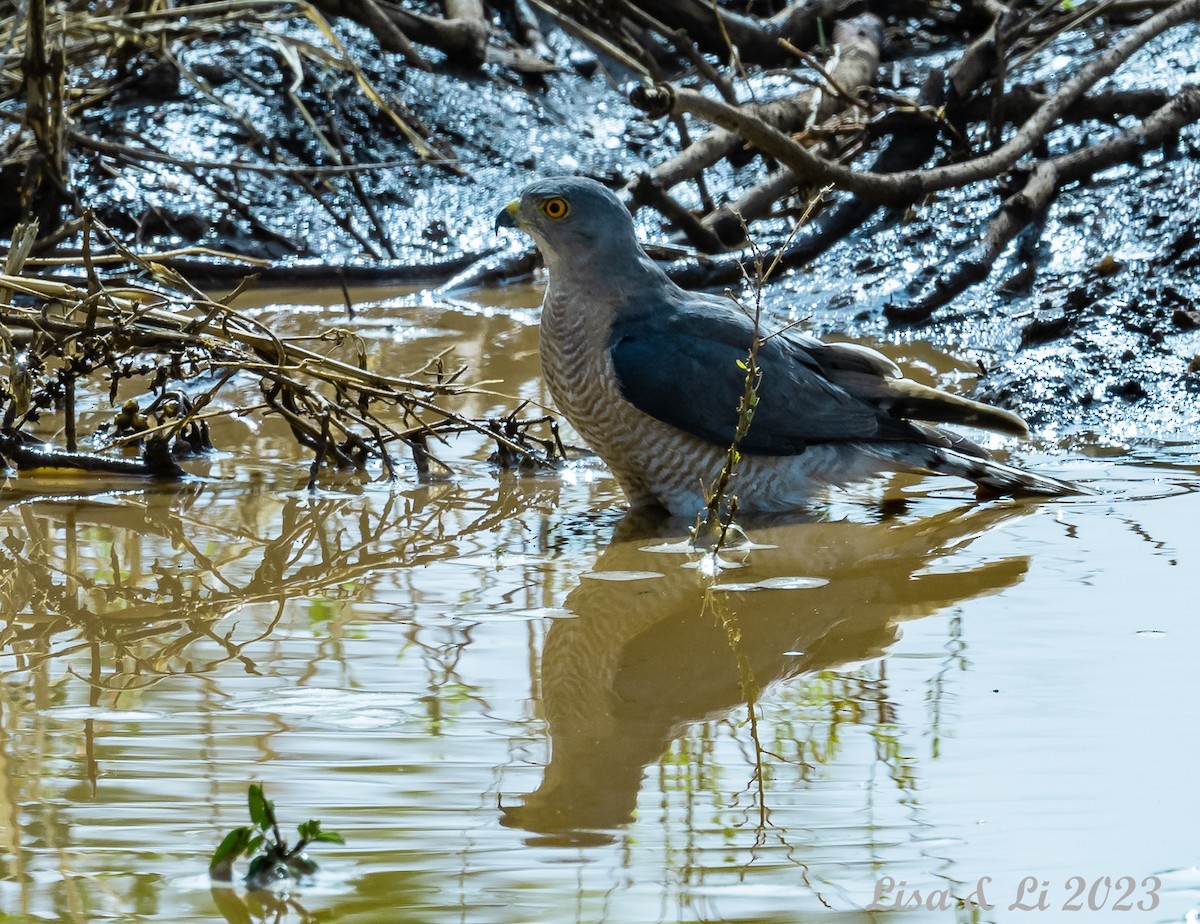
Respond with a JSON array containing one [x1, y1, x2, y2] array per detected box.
[[667, 76, 949, 288], [18, 0, 69, 232], [629, 173, 725, 253], [0, 431, 185, 475], [640, 14, 883, 195], [338, 0, 432, 70], [702, 167, 810, 248], [615, 0, 736, 103], [694, 15, 884, 249]]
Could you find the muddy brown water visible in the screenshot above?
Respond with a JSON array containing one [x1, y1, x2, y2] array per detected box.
[[1, 285, 1198, 923]]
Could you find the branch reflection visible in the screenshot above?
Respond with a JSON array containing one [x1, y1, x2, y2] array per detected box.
[[0, 476, 556, 688]]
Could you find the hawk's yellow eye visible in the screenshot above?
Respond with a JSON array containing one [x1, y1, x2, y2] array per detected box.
[[541, 197, 570, 220]]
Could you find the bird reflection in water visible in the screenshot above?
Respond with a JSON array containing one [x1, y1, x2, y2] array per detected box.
[[502, 500, 1032, 841]]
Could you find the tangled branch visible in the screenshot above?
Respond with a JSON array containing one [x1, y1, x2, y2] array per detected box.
[[0, 217, 560, 480]]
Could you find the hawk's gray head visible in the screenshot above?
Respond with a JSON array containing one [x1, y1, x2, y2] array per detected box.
[[495, 177, 642, 273]]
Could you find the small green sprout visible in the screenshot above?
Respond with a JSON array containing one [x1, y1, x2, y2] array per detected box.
[[210, 783, 345, 890]]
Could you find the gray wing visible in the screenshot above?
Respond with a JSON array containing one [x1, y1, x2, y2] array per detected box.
[[608, 291, 912, 454]]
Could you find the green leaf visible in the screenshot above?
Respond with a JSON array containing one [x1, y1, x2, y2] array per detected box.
[[209, 826, 254, 880], [313, 831, 345, 845], [297, 819, 320, 841], [246, 834, 265, 856], [211, 826, 253, 866], [247, 784, 272, 831]]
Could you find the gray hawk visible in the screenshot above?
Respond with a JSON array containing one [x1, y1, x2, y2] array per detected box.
[[496, 176, 1078, 515]]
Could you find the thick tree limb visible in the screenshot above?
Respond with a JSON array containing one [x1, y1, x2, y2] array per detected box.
[[973, 84, 1175, 126], [377, 0, 490, 67], [634, 0, 855, 65]]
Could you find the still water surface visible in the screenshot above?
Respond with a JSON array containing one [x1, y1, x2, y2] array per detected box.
[[1, 286, 1198, 923]]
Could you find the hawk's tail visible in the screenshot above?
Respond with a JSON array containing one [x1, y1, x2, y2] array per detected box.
[[921, 446, 1088, 497]]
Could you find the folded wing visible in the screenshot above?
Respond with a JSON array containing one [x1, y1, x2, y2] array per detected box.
[[608, 290, 1028, 456]]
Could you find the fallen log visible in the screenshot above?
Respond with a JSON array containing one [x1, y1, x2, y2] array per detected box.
[[1, 432, 186, 477]]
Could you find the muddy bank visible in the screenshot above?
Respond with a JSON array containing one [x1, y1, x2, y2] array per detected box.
[[54, 16, 653, 271], [4, 3, 1200, 449]]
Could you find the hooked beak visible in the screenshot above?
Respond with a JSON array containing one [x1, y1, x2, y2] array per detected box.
[[495, 199, 520, 232]]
